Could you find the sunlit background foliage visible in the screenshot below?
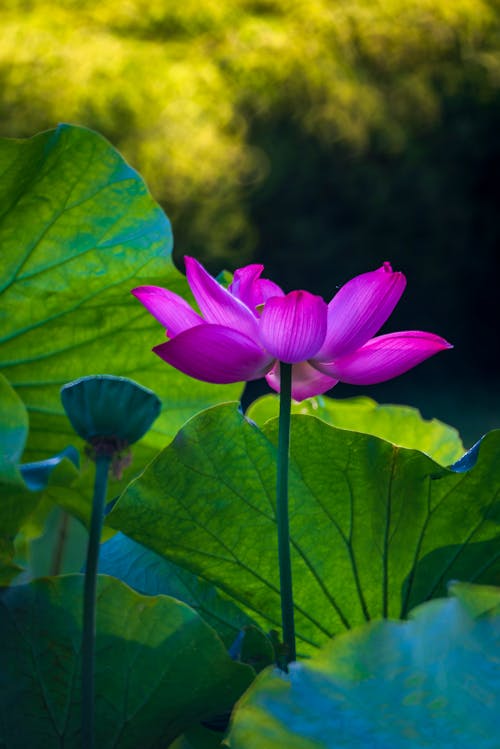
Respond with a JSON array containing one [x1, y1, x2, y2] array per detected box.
[[1, 0, 499, 440]]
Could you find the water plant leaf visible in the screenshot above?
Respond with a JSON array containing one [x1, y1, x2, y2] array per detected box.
[[0, 574, 254, 748], [0, 124, 241, 520], [109, 404, 500, 654], [98, 532, 257, 646], [0, 374, 79, 582], [247, 394, 464, 466], [99, 534, 275, 673], [168, 725, 226, 749], [449, 435, 484, 472], [0, 539, 21, 586], [226, 583, 500, 749], [19, 445, 79, 491], [0, 372, 28, 488]]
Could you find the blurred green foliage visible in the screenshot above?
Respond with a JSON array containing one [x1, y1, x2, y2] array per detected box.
[[1, 0, 499, 439], [1, 0, 498, 261]]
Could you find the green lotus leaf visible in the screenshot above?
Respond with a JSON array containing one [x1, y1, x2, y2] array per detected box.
[[0, 575, 254, 748], [20, 445, 79, 491], [0, 372, 28, 488], [0, 374, 79, 582], [98, 532, 257, 646], [247, 394, 464, 466], [168, 724, 225, 749], [109, 404, 500, 654], [226, 583, 500, 749], [0, 124, 241, 523]]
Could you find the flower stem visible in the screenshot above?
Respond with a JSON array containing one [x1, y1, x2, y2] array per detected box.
[[276, 361, 296, 666], [82, 454, 110, 749]]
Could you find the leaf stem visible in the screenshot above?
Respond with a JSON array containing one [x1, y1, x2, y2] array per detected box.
[[276, 361, 296, 665], [82, 454, 110, 749], [49, 510, 70, 576]]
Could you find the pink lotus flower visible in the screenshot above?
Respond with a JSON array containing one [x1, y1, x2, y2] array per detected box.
[[132, 258, 452, 401]]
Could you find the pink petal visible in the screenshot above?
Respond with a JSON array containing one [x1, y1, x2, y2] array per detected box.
[[315, 331, 453, 385], [229, 264, 284, 312], [185, 256, 259, 339], [266, 361, 338, 401], [259, 290, 327, 363], [317, 262, 407, 360], [153, 324, 274, 384], [131, 286, 203, 336], [258, 279, 286, 303]]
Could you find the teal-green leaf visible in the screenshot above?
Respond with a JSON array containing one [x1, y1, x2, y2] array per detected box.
[[226, 584, 500, 749], [0, 539, 21, 586], [98, 532, 257, 645], [0, 575, 254, 748], [247, 394, 464, 466], [448, 580, 500, 617], [0, 374, 79, 582], [20, 445, 79, 491], [0, 124, 241, 520], [449, 435, 483, 472], [168, 724, 225, 749], [109, 404, 500, 654], [0, 372, 28, 487]]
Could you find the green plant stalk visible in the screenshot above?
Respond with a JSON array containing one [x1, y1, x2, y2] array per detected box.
[[82, 454, 111, 749], [276, 362, 296, 665], [50, 510, 70, 576]]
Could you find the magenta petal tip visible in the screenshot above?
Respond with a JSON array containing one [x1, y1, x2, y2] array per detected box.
[[318, 331, 453, 386]]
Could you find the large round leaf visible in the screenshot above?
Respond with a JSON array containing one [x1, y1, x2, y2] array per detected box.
[[0, 373, 26, 578], [247, 394, 464, 466], [109, 404, 500, 654], [0, 374, 79, 583], [227, 583, 500, 749], [98, 532, 257, 646], [0, 373, 28, 488], [0, 574, 253, 748], [0, 124, 241, 519]]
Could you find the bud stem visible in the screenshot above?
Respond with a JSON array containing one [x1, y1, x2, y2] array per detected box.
[[82, 454, 111, 749]]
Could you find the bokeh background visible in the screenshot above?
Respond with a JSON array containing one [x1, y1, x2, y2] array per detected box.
[[2, 0, 499, 444]]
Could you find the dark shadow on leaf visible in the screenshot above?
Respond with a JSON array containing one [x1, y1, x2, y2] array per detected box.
[[402, 538, 500, 614]]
